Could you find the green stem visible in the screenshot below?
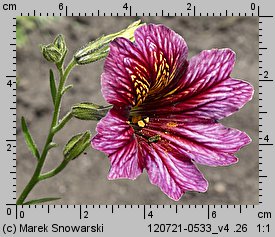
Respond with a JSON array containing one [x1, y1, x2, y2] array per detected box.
[[53, 111, 73, 133], [16, 59, 76, 205], [39, 160, 69, 181]]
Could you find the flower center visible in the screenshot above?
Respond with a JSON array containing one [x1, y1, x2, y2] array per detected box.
[[130, 115, 149, 128], [128, 112, 163, 144]]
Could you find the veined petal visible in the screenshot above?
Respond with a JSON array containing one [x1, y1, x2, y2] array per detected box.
[[138, 77, 253, 120], [143, 115, 251, 166], [101, 24, 188, 107], [179, 48, 236, 93], [181, 78, 254, 119], [139, 139, 208, 201], [138, 49, 253, 120], [141, 48, 235, 105], [108, 135, 143, 180], [134, 24, 188, 99], [102, 37, 150, 107], [92, 108, 144, 179]]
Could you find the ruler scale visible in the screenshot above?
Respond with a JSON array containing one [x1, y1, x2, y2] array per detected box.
[[0, 0, 274, 236]]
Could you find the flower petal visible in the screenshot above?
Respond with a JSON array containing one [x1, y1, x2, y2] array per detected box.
[[92, 108, 144, 179], [102, 37, 148, 107], [143, 115, 251, 166], [101, 24, 188, 107], [138, 49, 253, 119], [134, 24, 188, 99], [177, 48, 236, 94], [138, 77, 253, 120], [139, 139, 208, 201], [181, 78, 254, 119]]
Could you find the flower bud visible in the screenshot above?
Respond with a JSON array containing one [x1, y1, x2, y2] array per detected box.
[[72, 102, 111, 121], [40, 34, 67, 63], [40, 44, 62, 63], [74, 20, 144, 65], [54, 34, 67, 56], [63, 131, 91, 161]]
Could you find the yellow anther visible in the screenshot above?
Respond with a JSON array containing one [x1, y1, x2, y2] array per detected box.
[[144, 117, 149, 123], [138, 120, 145, 128]]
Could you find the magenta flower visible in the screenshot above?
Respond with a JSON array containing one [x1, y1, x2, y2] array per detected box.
[[92, 24, 254, 201]]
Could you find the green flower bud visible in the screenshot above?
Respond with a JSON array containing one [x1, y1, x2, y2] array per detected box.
[[74, 20, 145, 65], [63, 131, 91, 162], [40, 34, 67, 64], [54, 34, 67, 55], [72, 102, 111, 121], [40, 44, 62, 63]]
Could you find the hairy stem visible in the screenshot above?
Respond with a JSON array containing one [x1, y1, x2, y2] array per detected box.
[[16, 59, 76, 205], [53, 111, 73, 134]]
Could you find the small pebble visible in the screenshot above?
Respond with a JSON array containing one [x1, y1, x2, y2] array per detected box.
[[214, 182, 226, 193]]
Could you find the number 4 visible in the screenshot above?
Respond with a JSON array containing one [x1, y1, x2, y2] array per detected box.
[[7, 80, 12, 87], [123, 3, 128, 10], [264, 135, 269, 143], [148, 211, 153, 218]]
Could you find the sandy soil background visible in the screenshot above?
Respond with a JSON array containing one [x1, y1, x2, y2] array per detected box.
[[17, 16, 258, 204]]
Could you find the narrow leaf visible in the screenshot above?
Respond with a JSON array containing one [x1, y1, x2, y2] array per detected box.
[[21, 117, 40, 160], [49, 69, 57, 104], [23, 197, 61, 205], [46, 142, 58, 151], [61, 84, 73, 96]]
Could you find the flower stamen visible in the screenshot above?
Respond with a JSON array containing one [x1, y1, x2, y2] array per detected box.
[[130, 116, 150, 128], [137, 120, 145, 128], [144, 117, 149, 123]]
